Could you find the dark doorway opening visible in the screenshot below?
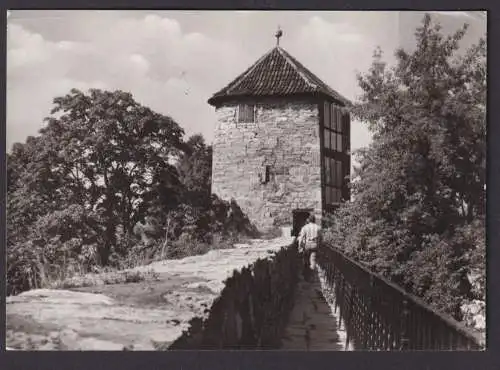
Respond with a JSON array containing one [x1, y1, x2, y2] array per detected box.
[[291, 209, 313, 237]]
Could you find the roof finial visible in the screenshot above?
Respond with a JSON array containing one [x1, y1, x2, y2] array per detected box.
[[275, 26, 283, 47]]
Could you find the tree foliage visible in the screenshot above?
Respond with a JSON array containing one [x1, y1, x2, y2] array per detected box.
[[325, 14, 486, 321], [7, 89, 257, 295], [177, 134, 213, 207]]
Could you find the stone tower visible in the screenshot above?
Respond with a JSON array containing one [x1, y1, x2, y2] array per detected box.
[[208, 33, 351, 233]]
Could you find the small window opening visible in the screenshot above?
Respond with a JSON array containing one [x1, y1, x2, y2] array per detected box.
[[238, 104, 255, 123], [259, 165, 271, 184], [265, 165, 270, 183]]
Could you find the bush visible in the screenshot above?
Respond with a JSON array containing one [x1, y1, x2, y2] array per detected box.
[[47, 268, 160, 289], [324, 208, 485, 322], [7, 241, 42, 296], [6, 205, 104, 296]]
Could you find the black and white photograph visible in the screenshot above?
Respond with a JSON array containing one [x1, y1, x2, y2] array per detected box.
[[5, 10, 486, 351]]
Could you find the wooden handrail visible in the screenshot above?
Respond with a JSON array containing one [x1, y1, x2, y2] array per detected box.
[[318, 243, 485, 350]]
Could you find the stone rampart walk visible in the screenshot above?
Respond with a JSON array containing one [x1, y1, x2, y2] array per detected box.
[[280, 268, 347, 351], [6, 237, 293, 351]]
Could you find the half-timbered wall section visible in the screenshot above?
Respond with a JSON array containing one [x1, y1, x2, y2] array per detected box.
[[320, 101, 351, 213]]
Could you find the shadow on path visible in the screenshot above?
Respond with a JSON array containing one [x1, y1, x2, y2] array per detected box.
[[280, 271, 344, 351]]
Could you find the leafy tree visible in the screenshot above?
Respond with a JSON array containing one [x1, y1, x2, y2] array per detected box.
[[177, 133, 213, 207], [7, 90, 258, 295], [7, 136, 67, 246], [326, 14, 486, 320], [8, 88, 185, 265]]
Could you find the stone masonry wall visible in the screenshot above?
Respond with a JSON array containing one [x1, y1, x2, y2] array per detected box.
[[212, 98, 322, 231], [168, 242, 299, 349]]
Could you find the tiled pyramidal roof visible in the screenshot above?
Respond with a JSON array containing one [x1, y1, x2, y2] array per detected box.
[[208, 46, 350, 106]]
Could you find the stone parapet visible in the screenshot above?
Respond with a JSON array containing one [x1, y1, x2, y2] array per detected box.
[[168, 241, 299, 349]]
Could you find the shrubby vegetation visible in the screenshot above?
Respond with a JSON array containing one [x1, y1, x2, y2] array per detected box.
[[7, 89, 257, 296], [323, 14, 486, 325]]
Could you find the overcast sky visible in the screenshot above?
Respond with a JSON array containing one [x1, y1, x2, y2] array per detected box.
[[6, 10, 486, 155]]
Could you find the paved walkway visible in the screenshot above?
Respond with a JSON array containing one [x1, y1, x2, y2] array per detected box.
[[280, 269, 346, 351]]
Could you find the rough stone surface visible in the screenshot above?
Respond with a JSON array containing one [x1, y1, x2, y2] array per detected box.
[[6, 237, 293, 351], [168, 240, 300, 349], [212, 98, 323, 231]]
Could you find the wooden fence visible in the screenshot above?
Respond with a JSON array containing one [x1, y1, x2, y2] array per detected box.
[[318, 244, 485, 350]]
